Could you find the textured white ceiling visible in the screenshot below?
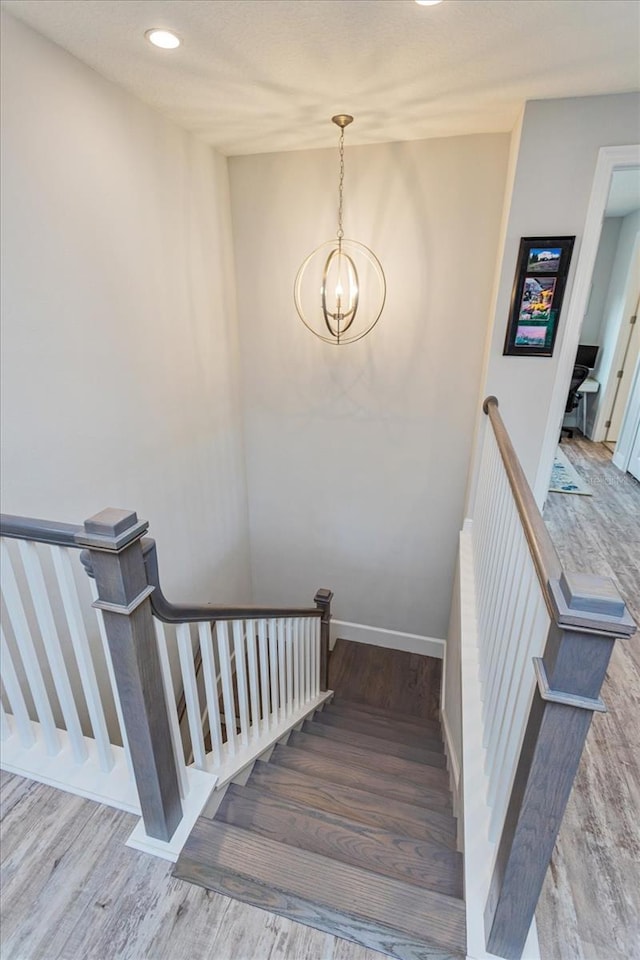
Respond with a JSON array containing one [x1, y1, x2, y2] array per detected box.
[[2, 0, 639, 156]]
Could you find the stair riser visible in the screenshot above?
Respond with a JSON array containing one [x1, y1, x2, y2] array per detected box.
[[306, 718, 446, 767]]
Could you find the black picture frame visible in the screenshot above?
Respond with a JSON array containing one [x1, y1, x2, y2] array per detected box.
[[503, 236, 575, 357]]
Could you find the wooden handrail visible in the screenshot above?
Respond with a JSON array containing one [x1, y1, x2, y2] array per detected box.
[[0, 512, 325, 625], [0, 513, 82, 548], [479, 397, 636, 959], [139, 539, 323, 624], [482, 397, 562, 612]]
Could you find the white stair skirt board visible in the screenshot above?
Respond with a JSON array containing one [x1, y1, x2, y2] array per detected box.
[[1, 720, 139, 814], [207, 691, 334, 789], [126, 767, 217, 863], [128, 690, 335, 863], [330, 619, 445, 659], [458, 524, 540, 960], [441, 707, 461, 822]]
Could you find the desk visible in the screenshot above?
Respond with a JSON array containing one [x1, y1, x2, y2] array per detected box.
[[577, 377, 599, 436]]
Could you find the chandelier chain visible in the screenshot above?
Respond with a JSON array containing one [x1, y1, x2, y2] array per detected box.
[[337, 126, 345, 240]]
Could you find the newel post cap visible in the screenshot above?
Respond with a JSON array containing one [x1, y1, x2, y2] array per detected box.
[[549, 571, 636, 636], [314, 588, 334, 608], [75, 508, 149, 552]]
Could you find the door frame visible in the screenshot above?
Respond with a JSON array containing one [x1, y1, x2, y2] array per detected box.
[[534, 144, 640, 503], [613, 353, 640, 473], [595, 258, 640, 444]]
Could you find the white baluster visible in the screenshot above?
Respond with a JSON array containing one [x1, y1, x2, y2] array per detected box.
[[216, 621, 237, 756], [481, 474, 513, 670], [88, 578, 134, 779], [488, 593, 549, 817], [267, 620, 282, 727], [474, 431, 500, 604], [0, 625, 35, 748], [314, 617, 321, 696], [285, 618, 294, 718], [484, 499, 520, 681], [309, 618, 316, 698], [484, 536, 528, 734], [485, 570, 539, 778], [50, 545, 113, 771], [176, 622, 206, 769], [1, 540, 59, 754], [18, 541, 87, 763], [0, 698, 10, 741], [199, 621, 223, 765], [258, 620, 271, 732], [293, 618, 301, 711], [276, 618, 286, 722], [304, 618, 311, 703], [245, 619, 260, 732], [232, 620, 250, 747], [479, 457, 510, 646], [154, 620, 189, 798]]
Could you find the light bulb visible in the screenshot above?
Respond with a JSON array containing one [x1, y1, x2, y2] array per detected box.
[[415, 1, 443, 6], [145, 29, 181, 49]]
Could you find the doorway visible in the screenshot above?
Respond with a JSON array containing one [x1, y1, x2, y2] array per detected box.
[[536, 149, 640, 504]]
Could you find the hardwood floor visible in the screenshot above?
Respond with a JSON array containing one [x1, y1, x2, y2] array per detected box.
[[536, 438, 640, 960], [0, 771, 388, 960], [328, 639, 442, 721]]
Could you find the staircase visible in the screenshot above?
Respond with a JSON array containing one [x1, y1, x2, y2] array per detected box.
[[174, 697, 466, 960]]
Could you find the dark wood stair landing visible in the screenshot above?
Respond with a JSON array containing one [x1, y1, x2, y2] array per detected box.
[[174, 697, 465, 960]]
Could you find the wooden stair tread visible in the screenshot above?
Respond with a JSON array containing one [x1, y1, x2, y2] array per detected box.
[[216, 784, 463, 896], [242, 761, 458, 848], [306, 716, 446, 767], [174, 819, 466, 959], [332, 697, 441, 729], [324, 703, 446, 746], [289, 730, 450, 790], [269, 743, 452, 811]]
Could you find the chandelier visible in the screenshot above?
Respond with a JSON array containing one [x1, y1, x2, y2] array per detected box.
[[294, 115, 386, 345]]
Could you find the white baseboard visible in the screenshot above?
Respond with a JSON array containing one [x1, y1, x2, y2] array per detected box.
[[126, 767, 217, 862], [1, 722, 139, 815], [330, 619, 445, 660]]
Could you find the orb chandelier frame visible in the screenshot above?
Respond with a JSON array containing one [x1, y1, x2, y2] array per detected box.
[[294, 115, 386, 345]]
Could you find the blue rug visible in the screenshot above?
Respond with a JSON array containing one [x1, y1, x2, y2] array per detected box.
[[549, 447, 592, 496]]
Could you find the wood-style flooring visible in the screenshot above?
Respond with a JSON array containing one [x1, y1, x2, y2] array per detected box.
[[173, 699, 464, 960], [328, 639, 442, 721], [536, 438, 640, 960], [0, 770, 389, 960]]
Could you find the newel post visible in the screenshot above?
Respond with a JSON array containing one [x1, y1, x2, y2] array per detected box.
[[77, 508, 183, 841], [314, 589, 333, 691], [485, 571, 636, 960]]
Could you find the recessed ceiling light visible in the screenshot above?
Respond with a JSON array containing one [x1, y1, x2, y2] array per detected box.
[[415, 1, 443, 5], [145, 29, 181, 50]]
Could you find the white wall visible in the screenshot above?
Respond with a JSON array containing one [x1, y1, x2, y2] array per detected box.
[[0, 13, 251, 604], [229, 134, 509, 640], [581, 217, 622, 344], [590, 208, 640, 437], [479, 93, 640, 498]]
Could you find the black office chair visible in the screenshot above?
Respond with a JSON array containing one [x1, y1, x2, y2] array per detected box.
[[561, 364, 590, 439]]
